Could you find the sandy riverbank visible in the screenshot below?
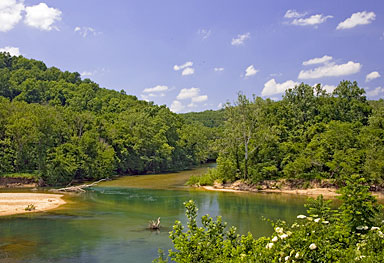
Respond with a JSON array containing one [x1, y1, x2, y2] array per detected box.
[[0, 193, 66, 216]]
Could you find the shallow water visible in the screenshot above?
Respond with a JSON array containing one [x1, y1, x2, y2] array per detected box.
[[0, 165, 308, 263]]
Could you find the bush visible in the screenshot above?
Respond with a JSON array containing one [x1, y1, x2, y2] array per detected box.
[[155, 179, 384, 262]]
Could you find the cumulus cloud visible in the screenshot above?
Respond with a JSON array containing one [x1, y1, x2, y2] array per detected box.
[[0, 46, 20, 56], [337, 11, 376, 30], [197, 28, 211, 40], [143, 85, 169, 93], [170, 100, 185, 113], [262, 79, 299, 97], [80, 71, 93, 77], [298, 61, 361, 79], [366, 87, 384, 97], [0, 0, 24, 32], [174, 61, 194, 76], [303, 55, 333, 66], [366, 71, 380, 82], [176, 88, 200, 100], [74, 26, 101, 37], [214, 67, 224, 72], [291, 14, 333, 26], [173, 61, 193, 71], [244, 65, 258, 77], [284, 10, 306, 18], [217, 103, 223, 109], [322, 85, 337, 93], [24, 3, 61, 31], [182, 67, 194, 76], [191, 95, 208, 103], [231, 32, 250, 46]]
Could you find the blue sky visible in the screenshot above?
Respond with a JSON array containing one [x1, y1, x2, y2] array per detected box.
[[1, 0, 383, 112]]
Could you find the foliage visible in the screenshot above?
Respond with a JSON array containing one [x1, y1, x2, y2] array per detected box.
[[0, 52, 219, 186], [206, 82, 384, 185], [155, 181, 384, 262]]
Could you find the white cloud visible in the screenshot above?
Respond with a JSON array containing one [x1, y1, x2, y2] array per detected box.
[[322, 85, 336, 93], [231, 32, 250, 46], [214, 67, 224, 72], [80, 71, 93, 77], [182, 67, 194, 76], [0, 46, 20, 56], [217, 103, 223, 109], [0, 0, 24, 32], [74, 26, 100, 37], [197, 28, 211, 40], [366, 71, 380, 82], [284, 10, 306, 18], [192, 95, 208, 103], [298, 61, 361, 79], [143, 85, 169, 93], [170, 100, 185, 113], [244, 65, 258, 77], [292, 14, 333, 26], [337, 11, 376, 30], [177, 88, 200, 100], [24, 3, 61, 31], [303, 55, 333, 66], [366, 87, 384, 97], [262, 79, 299, 97], [173, 61, 193, 71]]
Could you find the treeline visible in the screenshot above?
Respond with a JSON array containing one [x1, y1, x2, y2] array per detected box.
[[195, 81, 384, 185], [0, 53, 218, 185]]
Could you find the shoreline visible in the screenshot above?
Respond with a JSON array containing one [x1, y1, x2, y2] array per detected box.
[[0, 193, 66, 216], [202, 185, 384, 199]]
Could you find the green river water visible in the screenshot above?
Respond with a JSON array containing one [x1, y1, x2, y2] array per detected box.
[[0, 164, 308, 262]]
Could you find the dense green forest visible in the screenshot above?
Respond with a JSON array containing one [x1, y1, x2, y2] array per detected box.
[[191, 82, 384, 186], [0, 52, 218, 186]]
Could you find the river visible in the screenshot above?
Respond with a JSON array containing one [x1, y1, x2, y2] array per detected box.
[[0, 164, 308, 262]]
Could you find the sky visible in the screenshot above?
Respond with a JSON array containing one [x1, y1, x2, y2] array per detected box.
[[0, 0, 383, 113]]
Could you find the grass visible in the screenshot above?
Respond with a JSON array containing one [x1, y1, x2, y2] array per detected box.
[[0, 171, 41, 180]]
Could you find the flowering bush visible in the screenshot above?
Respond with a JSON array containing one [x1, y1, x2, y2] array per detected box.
[[154, 178, 384, 262]]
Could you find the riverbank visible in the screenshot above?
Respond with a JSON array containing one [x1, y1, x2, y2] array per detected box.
[[201, 180, 384, 199], [0, 193, 66, 216]]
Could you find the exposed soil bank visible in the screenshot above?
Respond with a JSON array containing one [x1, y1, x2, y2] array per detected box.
[[202, 180, 384, 199], [0, 193, 66, 216], [0, 177, 39, 188]]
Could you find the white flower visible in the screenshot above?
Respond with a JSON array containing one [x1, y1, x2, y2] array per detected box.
[[285, 256, 290, 261], [378, 231, 384, 238], [363, 226, 369, 230], [280, 234, 289, 240], [297, 215, 306, 219], [272, 236, 278, 242], [275, 227, 284, 234], [309, 243, 317, 250], [266, 242, 274, 249], [295, 252, 300, 259], [322, 221, 329, 224], [356, 226, 364, 230], [314, 218, 321, 223], [371, 227, 380, 231]]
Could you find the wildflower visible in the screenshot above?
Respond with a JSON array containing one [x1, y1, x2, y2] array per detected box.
[[286, 231, 292, 236], [272, 236, 278, 242], [356, 226, 364, 230], [275, 227, 284, 234], [291, 223, 299, 228], [378, 231, 384, 238], [297, 215, 306, 219], [295, 252, 300, 259], [322, 221, 329, 224], [371, 227, 380, 231], [266, 243, 274, 249], [309, 243, 317, 250], [306, 217, 313, 221], [314, 218, 320, 223], [285, 256, 290, 261], [363, 226, 368, 230], [280, 234, 288, 240]]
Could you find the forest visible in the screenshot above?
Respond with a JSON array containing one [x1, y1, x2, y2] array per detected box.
[[191, 82, 384, 187], [0, 52, 218, 186]]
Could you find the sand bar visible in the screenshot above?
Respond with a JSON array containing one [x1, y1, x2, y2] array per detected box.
[[0, 193, 66, 216]]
